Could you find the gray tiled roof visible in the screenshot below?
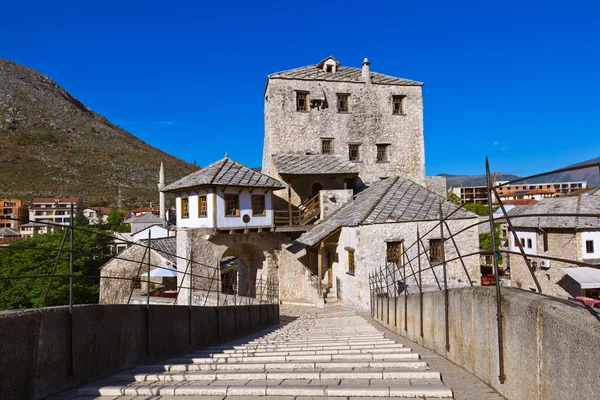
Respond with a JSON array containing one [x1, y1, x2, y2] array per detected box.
[[140, 236, 177, 265], [273, 154, 359, 175], [163, 157, 284, 193], [269, 64, 423, 86], [0, 227, 19, 237], [131, 213, 164, 225], [296, 176, 476, 247], [507, 196, 600, 229]]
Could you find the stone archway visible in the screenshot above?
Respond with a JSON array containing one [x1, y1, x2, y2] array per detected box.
[[220, 242, 267, 298]]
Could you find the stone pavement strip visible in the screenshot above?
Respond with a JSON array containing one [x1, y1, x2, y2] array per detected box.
[[51, 305, 504, 400]]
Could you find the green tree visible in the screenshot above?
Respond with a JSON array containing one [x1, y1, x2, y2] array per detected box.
[[479, 223, 503, 264], [74, 205, 89, 226], [107, 209, 123, 231], [0, 227, 113, 310], [95, 208, 105, 228], [464, 202, 492, 216], [447, 193, 461, 206]]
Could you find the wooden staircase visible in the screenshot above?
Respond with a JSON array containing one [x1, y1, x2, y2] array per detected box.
[[274, 193, 321, 226]]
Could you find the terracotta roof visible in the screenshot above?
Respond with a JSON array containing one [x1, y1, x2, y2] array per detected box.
[[132, 207, 152, 213], [569, 188, 599, 196], [508, 195, 600, 229], [88, 207, 112, 214], [273, 154, 360, 176], [269, 59, 423, 86], [162, 157, 284, 193], [296, 176, 476, 247]]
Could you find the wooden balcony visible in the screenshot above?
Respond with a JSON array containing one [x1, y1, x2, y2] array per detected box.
[[274, 193, 321, 228]]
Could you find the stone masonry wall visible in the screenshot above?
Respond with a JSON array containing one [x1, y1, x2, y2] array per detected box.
[[331, 218, 480, 312], [425, 176, 447, 198], [509, 229, 581, 298], [263, 78, 425, 186]]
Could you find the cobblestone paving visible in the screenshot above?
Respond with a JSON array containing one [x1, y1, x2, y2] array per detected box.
[[52, 305, 504, 400]]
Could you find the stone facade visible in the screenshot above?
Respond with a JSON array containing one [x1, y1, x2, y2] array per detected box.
[[263, 58, 426, 188], [508, 229, 584, 298], [331, 218, 480, 312], [425, 176, 448, 198], [176, 229, 289, 305], [319, 189, 354, 219]]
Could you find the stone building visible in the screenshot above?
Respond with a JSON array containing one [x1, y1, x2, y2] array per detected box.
[[262, 56, 446, 224], [505, 193, 600, 298], [281, 177, 479, 311]]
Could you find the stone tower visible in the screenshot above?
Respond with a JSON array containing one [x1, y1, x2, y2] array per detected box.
[[262, 56, 426, 187]]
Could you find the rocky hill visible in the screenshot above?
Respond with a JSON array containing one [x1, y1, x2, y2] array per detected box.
[[0, 58, 199, 204]]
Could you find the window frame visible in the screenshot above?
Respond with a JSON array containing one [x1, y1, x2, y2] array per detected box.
[[251, 194, 266, 216], [586, 240, 595, 254], [181, 197, 190, 219], [321, 138, 334, 155], [198, 195, 208, 218], [346, 247, 355, 276], [376, 144, 390, 162], [296, 91, 309, 112], [386, 241, 403, 264], [337, 93, 350, 113], [429, 238, 444, 263], [348, 143, 360, 161], [527, 238, 532, 249], [392, 95, 405, 115], [224, 194, 240, 217]]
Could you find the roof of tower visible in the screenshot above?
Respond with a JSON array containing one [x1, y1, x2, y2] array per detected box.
[[296, 176, 475, 247], [268, 57, 423, 86], [162, 157, 284, 193]]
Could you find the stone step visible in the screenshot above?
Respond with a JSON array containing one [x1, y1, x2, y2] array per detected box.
[[166, 352, 420, 364], [227, 343, 406, 351], [114, 368, 441, 382], [77, 383, 453, 397], [134, 360, 429, 372], [196, 347, 413, 357]]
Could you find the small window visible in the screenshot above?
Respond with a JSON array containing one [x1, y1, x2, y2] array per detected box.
[[392, 95, 405, 115], [386, 241, 403, 263], [224, 194, 240, 217], [198, 195, 207, 218], [296, 92, 308, 111], [430, 239, 444, 263], [181, 197, 189, 219], [520, 238, 525, 248], [527, 238, 532, 249], [586, 240, 595, 254], [347, 248, 355, 275], [376, 144, 389, 162], [131, 276, 141, 290], [322, 139, 333, 154], [349, 144, 360, 161], [337, 94, 349, 112], [251, 195, 266, 216], [326, 65, 333, 72]]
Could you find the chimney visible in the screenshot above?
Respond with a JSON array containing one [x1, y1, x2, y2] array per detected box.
[[362, 58, 371, 84], [158, 161, 166, 223]]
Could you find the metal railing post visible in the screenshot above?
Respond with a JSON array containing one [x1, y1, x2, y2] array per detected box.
[[68, 203, 74, 376], [439, 201, 450, 352], [417, 227, 423, 338]]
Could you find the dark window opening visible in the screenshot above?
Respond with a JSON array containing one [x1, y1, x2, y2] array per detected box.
[[322, 139, 333, 154], [376, 144, 389, 162], [337, 94, 349, 112], [349, 144, 360, 161], [586, 240, 595, 254], [386, 241, 403, 263], [430, 239, 444, 263], [296, 92, 308, 111]]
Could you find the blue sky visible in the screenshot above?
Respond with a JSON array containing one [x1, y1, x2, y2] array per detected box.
[[1, 0, 599, 177]]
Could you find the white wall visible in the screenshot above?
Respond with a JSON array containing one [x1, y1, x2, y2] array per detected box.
[[215, 188, 273, 229], [131, 225, 172, 241], [581, 231, 600, 260], [511, 231, 537, 255], [175, 188, 274, 230]]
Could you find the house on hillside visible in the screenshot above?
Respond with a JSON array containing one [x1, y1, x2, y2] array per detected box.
[[83, 207, 111, 225], [0, 199, 29, 229], [0, 227, 21, 246], [28, 197, 80, 232], [128, 212, 168, 235], [506, 194, 600, 298]]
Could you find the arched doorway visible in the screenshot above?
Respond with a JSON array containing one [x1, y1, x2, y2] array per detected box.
[[219, 242, 269, 300]]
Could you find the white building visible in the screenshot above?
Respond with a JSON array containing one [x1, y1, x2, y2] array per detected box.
[[28, 197, 80, 232], [162, 156, 284, 232]]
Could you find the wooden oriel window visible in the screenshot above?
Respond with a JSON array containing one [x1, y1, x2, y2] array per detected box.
[[346, 247, 355, 275], [586, 240, 594, 254], [349, 144, 360, 161], [252, 195, 266, 216], [392, 95, 405, 115], [429, 239, 444, 263], [337, 94, 349, 112], [386, 241, 403, 263], [181, 197, 189, 219], [224, 194, 240, 217], [376, 144, 389, 162], [198, 195, 208, 218], [296, 92, 308, 111], [322, 139, 333, 154]]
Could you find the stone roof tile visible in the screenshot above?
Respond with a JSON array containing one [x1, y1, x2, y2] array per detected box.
[[507, 195, 600, 229], [273, 154, 359, 175]]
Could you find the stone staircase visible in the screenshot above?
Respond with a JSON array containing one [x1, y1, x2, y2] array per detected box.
[[75, 307, 453, 398]]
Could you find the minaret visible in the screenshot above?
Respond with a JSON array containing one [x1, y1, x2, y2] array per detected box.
[[158, 161, 166, 222]]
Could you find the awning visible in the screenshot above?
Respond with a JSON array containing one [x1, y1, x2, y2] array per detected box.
[[562, 267, 600, 289], [141, 264, 178, 278]]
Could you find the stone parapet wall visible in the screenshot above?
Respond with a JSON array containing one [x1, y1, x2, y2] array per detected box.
[[371, 287, 600, 400], [0, 303, 279, 400]]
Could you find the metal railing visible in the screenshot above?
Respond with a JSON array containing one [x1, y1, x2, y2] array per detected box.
[[369, 157, 600, 385]]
